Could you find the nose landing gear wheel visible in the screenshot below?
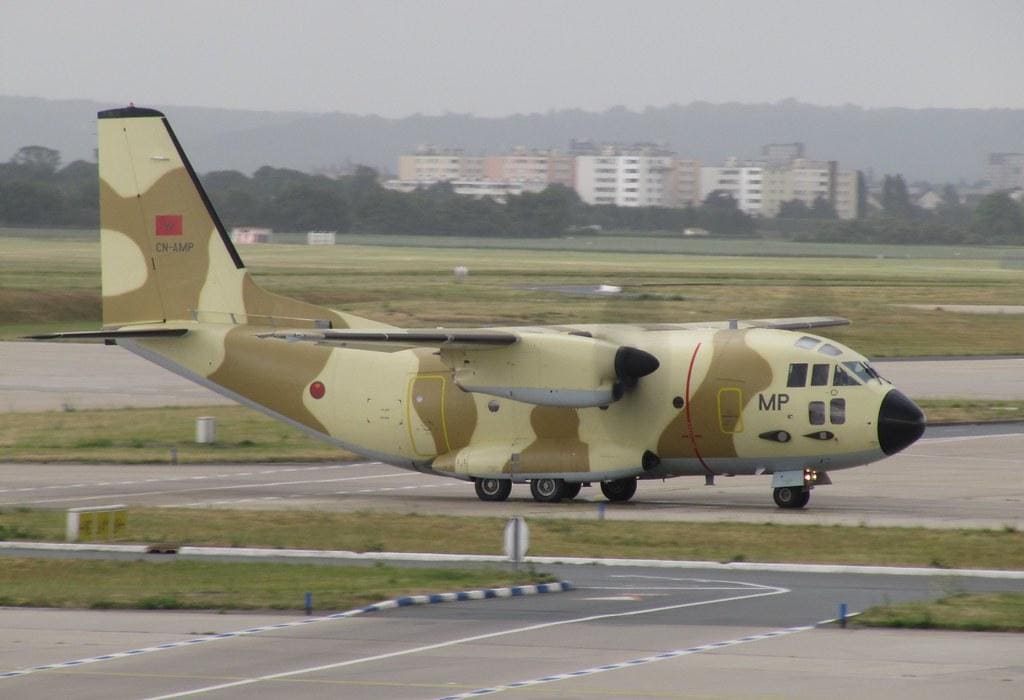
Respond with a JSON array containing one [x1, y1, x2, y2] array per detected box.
[[773, 486, 810, 509], [474, 478, 512, 502], [530, 478, 576, 502], [600, 478, 637, 502]]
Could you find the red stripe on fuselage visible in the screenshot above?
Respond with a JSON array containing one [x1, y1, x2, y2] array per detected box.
[[684, 341, 715, 476]]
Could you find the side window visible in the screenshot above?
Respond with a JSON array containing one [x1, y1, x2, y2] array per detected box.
[[809, 401, 825, 425], [830, 398, 846, 424], [833, 365, 860, 386], [787, 363, 808, 388], [810, 363, 830, 386]]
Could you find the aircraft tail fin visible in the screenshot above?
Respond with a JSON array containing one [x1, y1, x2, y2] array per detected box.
[[98, 106, 345, 329]]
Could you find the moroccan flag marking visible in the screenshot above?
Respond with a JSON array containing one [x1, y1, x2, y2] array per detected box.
[[155, 214, 183, 236]]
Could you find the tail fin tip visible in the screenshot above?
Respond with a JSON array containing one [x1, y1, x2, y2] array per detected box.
[[99, 106, 165, 120]]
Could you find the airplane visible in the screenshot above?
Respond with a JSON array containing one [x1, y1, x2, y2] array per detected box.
[[32, 107, 926, 509]]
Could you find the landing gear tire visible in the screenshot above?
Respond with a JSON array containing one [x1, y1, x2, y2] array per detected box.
[[561, 482, 582, 500], [773, 486, 810, 509], [474, 478, 512, 502], [530, 478, 568, 503], [600, 478, 637, 502]]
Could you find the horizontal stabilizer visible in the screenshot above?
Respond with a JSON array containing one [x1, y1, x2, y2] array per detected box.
[[26, 328, 190, 341], [259, 328, 518, 350]]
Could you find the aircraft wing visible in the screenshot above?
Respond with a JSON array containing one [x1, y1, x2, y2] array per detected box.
[[26, 328, 190, 342], [639, 316, 851, 332], [258, 328, 518, 350], [743, 316, 850, 330]]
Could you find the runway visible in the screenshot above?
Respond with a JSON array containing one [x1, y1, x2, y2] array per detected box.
[[2, 563, 1022, 699], [1, 424, 1021, 529], [2, 344, 1023, 698]]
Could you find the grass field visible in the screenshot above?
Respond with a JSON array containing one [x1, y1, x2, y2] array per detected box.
[[2, 508, 1022, 570], [857, 592, 1024, 632], [0, 558, 552, 611], [0, 399, 1016, 464], [0, 405, 354, 463], [2, 231, 1023, 356]]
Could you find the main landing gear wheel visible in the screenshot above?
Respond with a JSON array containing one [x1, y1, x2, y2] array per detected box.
[[600, 478, 637, 502], [530, 478, 575, 503], [474, 478, 512, 502], [561, 482, 582, 499], [773, 486, 811, 509]]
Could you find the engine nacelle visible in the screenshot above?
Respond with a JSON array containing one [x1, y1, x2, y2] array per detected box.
[[442, 333, 658, 408]]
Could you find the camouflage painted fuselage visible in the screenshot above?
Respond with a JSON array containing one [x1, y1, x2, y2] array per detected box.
[[126, 322, 892, 482], [85, 107, 919, 488]]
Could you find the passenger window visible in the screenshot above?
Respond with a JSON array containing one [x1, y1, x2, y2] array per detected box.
[[809, 401, 825, 425], [830, 398, 846, 424], [810, 363, 830, 386], [818, 344, 843, 357], [787, 363, 808, 387], [795, 336, 819, 350], [833, 365, 860, 386]]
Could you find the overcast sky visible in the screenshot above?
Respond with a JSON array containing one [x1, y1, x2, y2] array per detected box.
[[2, 0, 1022, 116]]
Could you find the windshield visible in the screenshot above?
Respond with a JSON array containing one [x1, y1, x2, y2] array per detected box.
[[843, 361, 887, 384]]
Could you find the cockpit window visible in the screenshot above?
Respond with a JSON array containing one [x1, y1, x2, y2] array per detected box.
[[787, 363, 808, 387], [842, 361, 883, 384], [818, 343, 843, 357], [795, 336, 819, 350], [810, 363, 830, 386], [833, 365, 861, 386]]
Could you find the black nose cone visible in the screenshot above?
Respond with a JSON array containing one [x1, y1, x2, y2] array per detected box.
[[878, 389, 926, 455]]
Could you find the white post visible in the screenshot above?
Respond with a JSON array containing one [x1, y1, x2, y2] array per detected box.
[[66, 510, 80, 542], [195, 416, 216, 444]]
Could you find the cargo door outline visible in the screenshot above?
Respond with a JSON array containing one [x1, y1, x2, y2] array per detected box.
[[407, 374, 451, 456]]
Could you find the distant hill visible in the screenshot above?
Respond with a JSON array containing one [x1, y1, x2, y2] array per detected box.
[[2, 95, 1023, 182]]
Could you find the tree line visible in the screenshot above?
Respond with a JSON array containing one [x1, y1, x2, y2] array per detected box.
[[1, 146, 1022, 244], [787, 175, 1024, 245]]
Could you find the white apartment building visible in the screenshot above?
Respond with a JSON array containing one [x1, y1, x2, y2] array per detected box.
[[746, 157, 861, 220], [986, 153, 1024, 192], [699, 158, 764, 215], [574, 147, 674, 207], [760, 159, 836, 218], [382, 178, 544, 203], [833, 170, 860, 220], [398, 147, 484, 182], [484, 149, 575, 187]]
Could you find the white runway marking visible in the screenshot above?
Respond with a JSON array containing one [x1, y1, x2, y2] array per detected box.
[[143, 581, 789, 699], [0, 470, 417, 507], [0, 463, 382, 495], [171, 480, 462, 508], [0, 583, 572, 682], [436, 621, 819, 699]]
